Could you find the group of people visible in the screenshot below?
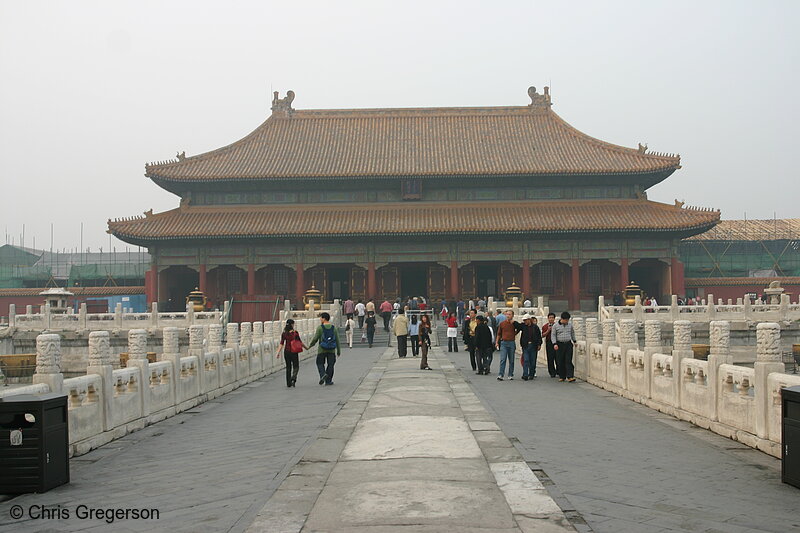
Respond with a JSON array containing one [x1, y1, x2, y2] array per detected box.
[[275, 313, 341, 388], [391, 309, 433, 370], [448, 308, 577, 382]]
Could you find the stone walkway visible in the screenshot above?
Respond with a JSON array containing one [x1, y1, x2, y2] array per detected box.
[[247, 347, 573, 532], [0, 340, 385, 533], [441, 348, 800, 533]]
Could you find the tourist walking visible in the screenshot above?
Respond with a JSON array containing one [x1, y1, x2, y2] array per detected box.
[[306, 312, 341, 386], [364, 311, 377, 348], [495, 310, 520, 380], [380, 299, 393, 331], [393, 308, 409, 357], [541, 312, 558, 378], [518, 314, 542, 380], [446, 312, 459, 352], [457, 299, 465, 324], [464, 309, 478, 370], [419, 314, 432, 370], [355, 300, 366, 328], [552, 311, 577, 382], [408, 315, 420, 356], [344, 315, 356, 348], [366, 298, 376, 315], [343, 297, 355, 319], [474, 315, 494, 375], [276, 319, 303, 387]]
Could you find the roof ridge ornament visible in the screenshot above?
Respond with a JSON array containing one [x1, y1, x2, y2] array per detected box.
[[638, 143, 648, 154], [271, 90, 295, 116], [527, 86, 551, 108]]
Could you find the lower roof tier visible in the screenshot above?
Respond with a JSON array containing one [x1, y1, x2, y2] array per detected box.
[[108, 199, 720, 246]]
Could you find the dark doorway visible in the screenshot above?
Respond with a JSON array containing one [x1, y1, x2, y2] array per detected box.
[[328, 267, 350, 301], [164, 266, 199, 312], [401, 266, 428, 299], [476, 264, 499, 299], [629, 259, 667, 302]]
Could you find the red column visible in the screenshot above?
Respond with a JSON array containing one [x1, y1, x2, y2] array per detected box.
[[367, 262, 377, 300], [146, 265, 158, 305], [570, 259, 580, 311], [522, 259, 531, 299], [295, 263, 305, 307], [450, 261, 459, 300], [152, 264, 159, 305], [671, 257, 685, 297], [247, 263, 256, 296], [620, 258, 629, 289], [199, 264, 207, 293]]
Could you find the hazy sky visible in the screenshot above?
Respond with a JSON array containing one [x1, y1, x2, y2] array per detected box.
[[1, 0, 798, 251]]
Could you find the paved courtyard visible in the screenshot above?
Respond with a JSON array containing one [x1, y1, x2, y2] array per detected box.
[[441, 348, 800, 533], [1, 336, 799, 532]]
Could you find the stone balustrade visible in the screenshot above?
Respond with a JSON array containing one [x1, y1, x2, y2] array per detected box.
[[599, 293, 800, 324], [573, 317, 800, 457], [5, 301, 224, 333], [0, 312, 336, 457]]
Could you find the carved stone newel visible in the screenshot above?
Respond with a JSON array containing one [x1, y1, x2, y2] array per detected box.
[[35, 333, 62, 374], [128, 329, 148, 360], [88, 331, 112, 366], [163, 327, 180, 355], [672, 320, 692, 351], [756, 322, 781, 363], [644, 320, 662, 348], [619, 319, 637, 344], [226, 323, 240, 348]]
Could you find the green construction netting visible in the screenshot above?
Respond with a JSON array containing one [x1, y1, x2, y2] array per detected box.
[[68, 263, 147, 285]]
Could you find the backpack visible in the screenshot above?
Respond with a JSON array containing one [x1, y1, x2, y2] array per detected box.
[[320, 324, 337, 350]]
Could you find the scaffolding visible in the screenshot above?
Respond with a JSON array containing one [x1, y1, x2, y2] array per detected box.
[[681, 219, 800, 278]]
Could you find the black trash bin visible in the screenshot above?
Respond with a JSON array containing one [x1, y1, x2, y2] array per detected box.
[[783, 385, 800, 488], [0, 393, 69, 493]]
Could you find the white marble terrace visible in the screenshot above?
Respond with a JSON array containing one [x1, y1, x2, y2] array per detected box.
[[0, 310, 337, 457]]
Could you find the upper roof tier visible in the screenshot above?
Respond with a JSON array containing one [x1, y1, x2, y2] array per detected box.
[[145, 87, 681, 188]]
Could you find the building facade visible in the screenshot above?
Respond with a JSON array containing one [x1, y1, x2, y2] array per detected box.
[[108, 87, 720, 315]]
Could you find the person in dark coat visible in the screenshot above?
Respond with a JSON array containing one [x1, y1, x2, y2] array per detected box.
[[473, 315, 494, 375], [519, 314, 543, 380]]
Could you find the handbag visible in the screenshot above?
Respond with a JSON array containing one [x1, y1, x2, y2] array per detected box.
[[289, 333, 303, 353], [345, 323, 351, 331]]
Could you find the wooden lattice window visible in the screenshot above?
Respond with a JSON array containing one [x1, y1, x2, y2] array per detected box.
[[538, 264, 554, 294], [402, 180, 422, 200]]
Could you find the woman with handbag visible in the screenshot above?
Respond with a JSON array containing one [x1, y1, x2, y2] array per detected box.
[[345, 316, 356, 348], [276, 319, 304, 387], [419, 314, 433, 370]]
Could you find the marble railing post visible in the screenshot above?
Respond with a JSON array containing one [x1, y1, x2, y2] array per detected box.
[[87, 331, 114, 431], [572, 317, 587, 377], [78, 303, 87, 330], [597, 295, 604, 323], [162, 327, 181, 404], [114, 303, 123, 330], [150, 302, 159, 327], [643, 320, 663, 398], [126, 329, 150, 417], [32, 333, 63, 393], [670, 295, 680, 321], [208, 324, 223, 354], [707, 320, 730, 421], [206, 324, 223, 389], [706, 294, 716, 320], [240, 322, 253, 376], [8, 304, 16, 328], [585, 318, 599, 347], [189, 325, 206, 392], [253, 321, 265, 372], [633, 295, 643, 322], [672, 320, 693, 408], [754, 323, 785, 439], [619, 319, 638, 390], [227, 323, 242, 380], [44, 303, 51, 330]]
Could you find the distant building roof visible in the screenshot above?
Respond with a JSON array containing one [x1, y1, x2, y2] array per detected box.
[[686, 219, 800, 242], [686, 277, 800, 287], [0, 286, 145, 297], [145, 88, 680, 189], [109, 199, 720, 244]]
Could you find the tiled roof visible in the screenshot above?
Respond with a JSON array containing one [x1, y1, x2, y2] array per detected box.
[[685, 219, 800, 241], [108, 200, 719, 244], [685, 277, 800, 287], [145, 96, 680, 182], [0, 286, 145, 297]]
